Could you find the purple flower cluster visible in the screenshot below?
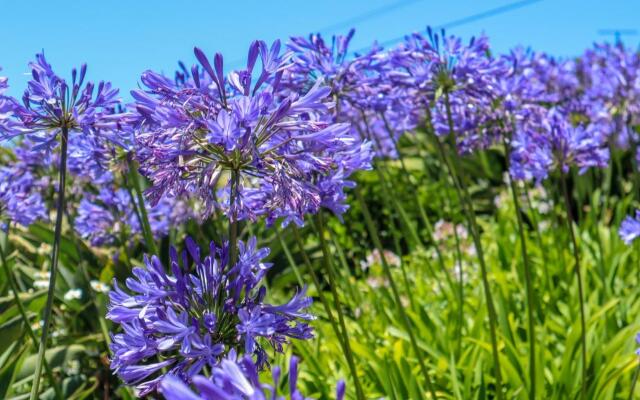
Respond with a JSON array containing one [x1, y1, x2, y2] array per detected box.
[[424, 32, 508, 153], [282, 30, 411, 159], [160, 351, 345, 400], [0, 126, 189, 244], [619, 210, 640, 245], [75, 186, 189, 247], [509, 107, 610, 181], [107, 237, 313, 395], [6, 27, 640, 399], [0, 148, 49, 228], [0, 53, 123, 150], [131, 39, 371, 225]]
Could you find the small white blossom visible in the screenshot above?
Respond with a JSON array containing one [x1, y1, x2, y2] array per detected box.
[[33, 271, 50, 289], [36, 244, 52, 256], [90, 280, 110, 293], [360, 249, 401, 271], [63, 288, 82, 301], [51, 328, 67, 338]]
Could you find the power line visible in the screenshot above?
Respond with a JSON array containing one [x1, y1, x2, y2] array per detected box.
[[357, 0, 544, 52], [227, 0, 543, 68], [226, 0, 427, 69], [318, 0, 427, 35]]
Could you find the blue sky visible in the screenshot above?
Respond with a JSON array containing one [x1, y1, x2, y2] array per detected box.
[[1, 0, 638, 99]]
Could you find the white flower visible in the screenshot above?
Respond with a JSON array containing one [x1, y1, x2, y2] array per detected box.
[[433, 219, 449, 241], [360, 249, 401, 271], [34, 271, 50, 280], [36, 244, 52, 256], [539, 220, 550, 231], [33, 271, 50, 289], [90, 280, 110, 293], [63, 288, 82, 301], [33, 280, 49, 289], [31, 319, 44, 331], [455, 224, 469, 241], [434, 220, 468, 242], [494, 191, 509, 209], [538, 201, 551, 214], [366, 276, 388, 288], [51, 328, 67, 338]]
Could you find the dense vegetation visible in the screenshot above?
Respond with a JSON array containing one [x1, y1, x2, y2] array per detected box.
[[1, 27, 640, 399]]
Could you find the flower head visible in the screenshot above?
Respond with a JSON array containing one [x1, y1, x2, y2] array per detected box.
[[0, 141, 50, 227], [108, 237, 313, 395], [74, 186, 188, 247], [0, 53, 123, 150], [509, 107, 610, 181], [159, 352, 345, 400], [133, 40, 368, 224], [620, 210, 640, 245]]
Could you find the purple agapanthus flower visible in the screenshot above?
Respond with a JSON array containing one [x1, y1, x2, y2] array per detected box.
[[283, 30, 397, 159], [159, 351, 345, 400], [132, 39, 368, 225], [0, 53, 123, 150], [67, 133, 116, 184], [509, 107, 610, 181], [107, 237, 313, 395], [0, 167, 48, 228], [75, 186, 195, 247], [0, 140, 50, 227], [573, 42, 640, 150], [619, 211, 640, 245], [419, 30, 509, 153]]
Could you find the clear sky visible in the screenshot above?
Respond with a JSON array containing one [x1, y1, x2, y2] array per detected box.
[[1, 0, 638, 100]]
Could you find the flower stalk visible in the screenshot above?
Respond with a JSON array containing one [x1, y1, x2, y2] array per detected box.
[[354, 186, 437, 399], [30, 125, 69, 400], [126, 157, 158, 256], [314, 212, 366, 400], [503, 135, 537, 400], [560, 172, 587, 400], [435, 94, 504, 399]]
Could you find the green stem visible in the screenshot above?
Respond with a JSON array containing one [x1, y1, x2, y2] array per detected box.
[[418, 136, 466, 354], [452, 221, 465, 356], [126, 157, 158, 256], [228, 170, 240, 266], [327, 227, 361, 306], [123, 180, 144, 237], [1, 235, 62, 400], [357, 114, 421, 249], [368, 173, 424, 310], [358, 118, 451, 310], [523, 185, 551, 291], [274, 226, 305, 288], [30, 125, 69, 400], [384, 129, 457, 298], [380, 113, 448, 255], [629, 360, 640, 400], [502, 137, 537, 400], [630, 136, 640, 201], [354, 187, 437, 400], [560, 173, 587, 400], [375, 166, 422, 248], [436, 95, 504, 399], [290, 226, 362, 399], [314, 213, 366, 400], [79, 264, 111, 350]]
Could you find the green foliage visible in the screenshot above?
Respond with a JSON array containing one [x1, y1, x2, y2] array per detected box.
[[2, 139, 640, 399]]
